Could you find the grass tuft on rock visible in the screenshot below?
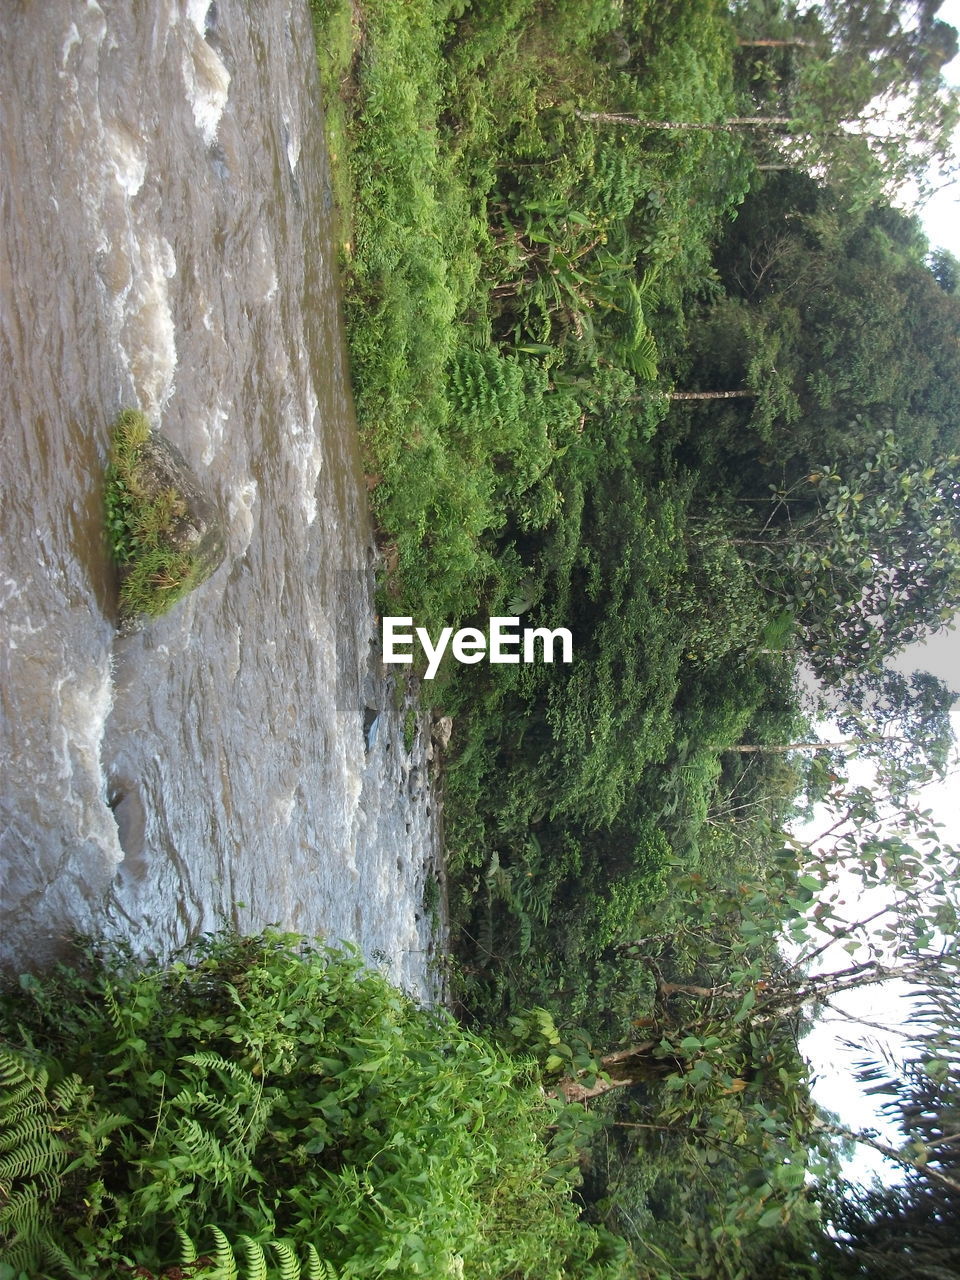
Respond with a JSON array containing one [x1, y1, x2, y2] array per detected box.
[[105, 408, 225, 623]]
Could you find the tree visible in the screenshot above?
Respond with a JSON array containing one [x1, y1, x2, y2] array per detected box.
[[834, 668, 957, 776], [819, 967, 960, 1277], [731, 438, 960, 681], [681, 184, 960, 476], [725, 668, 957, 783], [729, 0, 960, 197], [529, 774, 959, 1196]]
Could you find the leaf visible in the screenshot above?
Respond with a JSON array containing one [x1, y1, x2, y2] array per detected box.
[[733, 989, 757, 1024]]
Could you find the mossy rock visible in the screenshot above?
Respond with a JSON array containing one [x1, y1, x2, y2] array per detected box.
[[105, 409, 226, 624]]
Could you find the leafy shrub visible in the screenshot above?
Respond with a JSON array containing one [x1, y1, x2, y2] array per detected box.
[[0, 932, 631, 1279]]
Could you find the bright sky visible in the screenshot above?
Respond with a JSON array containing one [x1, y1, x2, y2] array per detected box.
[[917, 0, 960, 254]]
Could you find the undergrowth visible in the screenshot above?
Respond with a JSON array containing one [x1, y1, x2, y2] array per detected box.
[[308, 0, 747, 633], [0, 931, 631, 1279]]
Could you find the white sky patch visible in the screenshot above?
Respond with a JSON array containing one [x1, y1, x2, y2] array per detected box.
[[916, 0, 960, 251]]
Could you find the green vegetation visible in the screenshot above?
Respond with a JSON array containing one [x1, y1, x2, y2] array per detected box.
[[309, 0, 748, 630], [8, 1, 958, 1276], [105, 409, 224, 623], [300, 0, 960, 1272], [0, 932, 629, 1278]]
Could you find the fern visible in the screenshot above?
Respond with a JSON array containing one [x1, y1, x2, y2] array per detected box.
[[272, 1239, 300, 1280], [210, 1224, 242, 1280], [0, 1045, 125, 1275], [175, 1227, 340, 1280], [239, 1235, 269, 1280], [306, 1249, 340, 1280], [608, 277, 660, 380], [180, 1051, 261, 1086], [102, 980, 127, 1040], [177, 1224, 200, 1264]]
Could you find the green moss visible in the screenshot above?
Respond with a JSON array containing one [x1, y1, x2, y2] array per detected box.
[[104, 409, 223, 623]]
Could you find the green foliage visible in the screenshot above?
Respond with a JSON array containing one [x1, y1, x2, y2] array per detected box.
[[309, 0, 747, 630], [308, 2, 960, 1274], [723, 435, 960, 681], [169, 1226, 340, 1280], [0, 933, 632, 1279], [104, 409, 214, 621], [0, 1045, 128, 1277]]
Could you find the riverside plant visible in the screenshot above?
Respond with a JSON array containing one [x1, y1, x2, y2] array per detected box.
[[105, 408, 223, 622], [0, 930, 632, 1279]]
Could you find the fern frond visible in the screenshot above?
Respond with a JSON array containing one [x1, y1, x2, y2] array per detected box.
[[517, 909, 533, 957], [304, 1247, 339, 1280], [0, 1079, 40, 1113], [0, 1107, 49, 1156], [0, 1132, 64, 1180], [0, 1184, 44, 1231], [181, 1051, 259, 1089], [50, 1073, 86, 1113], [177, 1225, 199, 1264], [88, 1110, 131, 1143], [272, 1239, 300, 1280], [178, 1118, 232, 1182], [209, 1224, 241, 1280], [102, 981, 127, 1039], [39, 1233, 88, 1280], [173, 1228, 337, 1280], [0, 1046, 48, 1093], [239, 1235, 269, 1280]]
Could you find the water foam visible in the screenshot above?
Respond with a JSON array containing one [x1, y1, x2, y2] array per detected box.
[[124, 233, 178, 413], [289, 366, 322, 525], [227, 479, 259, 555], [106, 124, 146, 197], [183, 1, 231, 145]]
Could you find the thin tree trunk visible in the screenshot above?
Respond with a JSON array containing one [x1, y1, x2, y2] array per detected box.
[[574, 110, 792, 131], [723, 740, 856, 754], [725, 733, 918, 754], [556, 1041, 661, 1103], [668, 389, 757, 400], [736, 38, 814, 48]]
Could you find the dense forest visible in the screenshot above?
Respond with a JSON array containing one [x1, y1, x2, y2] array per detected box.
[[3, 0, 960, 1276]]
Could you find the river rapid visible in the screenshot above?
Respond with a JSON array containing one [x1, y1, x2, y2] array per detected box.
[[0, 0, 444, 1001]]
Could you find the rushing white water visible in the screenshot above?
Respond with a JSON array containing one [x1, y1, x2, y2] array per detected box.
[[0, 0, 444, 1002]]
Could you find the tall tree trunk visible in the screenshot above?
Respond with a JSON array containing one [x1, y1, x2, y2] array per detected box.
[[668, 389, 757, 400], [724, 734, 918, 754], [736, 38, 814, 49], [724, 740, 856, 754], [574, 110, 792, 131]]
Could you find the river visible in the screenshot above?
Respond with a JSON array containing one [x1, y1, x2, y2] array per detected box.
[[0, 0, 444, 1002]]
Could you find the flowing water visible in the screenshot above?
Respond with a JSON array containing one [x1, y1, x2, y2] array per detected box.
[[0, 0, 444, 1001]]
